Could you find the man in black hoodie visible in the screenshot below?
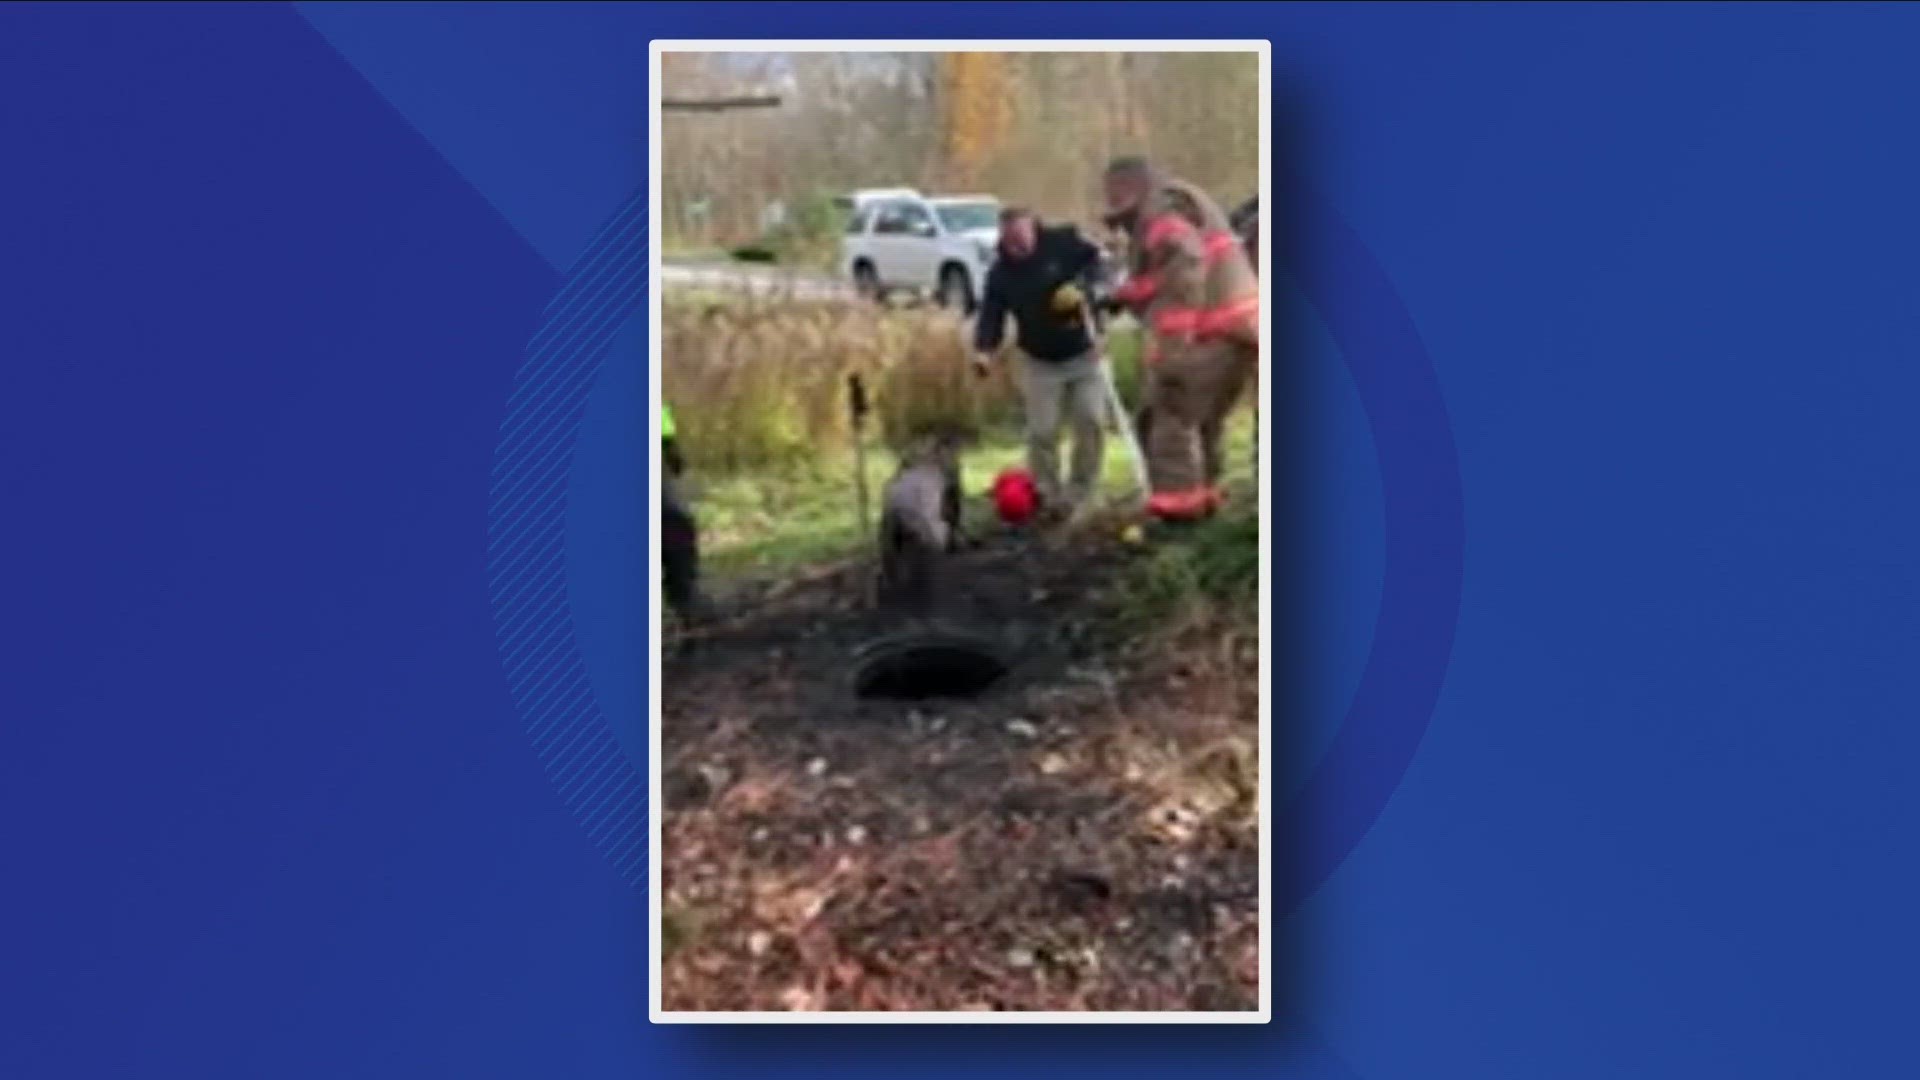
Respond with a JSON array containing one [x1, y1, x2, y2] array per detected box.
[[971, 207, 1110, 517]]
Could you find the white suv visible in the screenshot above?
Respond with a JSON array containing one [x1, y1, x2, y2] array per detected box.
[[840, 190, 1001, 312]]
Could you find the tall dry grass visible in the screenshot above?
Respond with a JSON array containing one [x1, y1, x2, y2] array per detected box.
[[662, 293, 1019, 477], [663, 290, 1150, 479]]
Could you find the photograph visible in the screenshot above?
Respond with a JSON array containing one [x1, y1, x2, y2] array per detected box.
[[24, 5, 1920, 1075], [650, 41, 1269, 1020]]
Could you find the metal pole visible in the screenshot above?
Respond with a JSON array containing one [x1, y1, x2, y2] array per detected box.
[[660, 95, 783, 113], [848, 373, 873, 547], [1084, 299, 1150, 506]]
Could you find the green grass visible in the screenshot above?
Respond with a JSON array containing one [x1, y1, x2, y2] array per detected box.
[[1113, 503, 1261, 630], [693, 406, 1257, 578], [663, 286, 1261, 586]]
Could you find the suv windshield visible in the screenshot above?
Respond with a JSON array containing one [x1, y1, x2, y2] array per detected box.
[[933, 201, 999, 234]]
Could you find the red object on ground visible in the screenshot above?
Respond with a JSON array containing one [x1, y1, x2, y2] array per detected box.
[[991, 467, 1040, 525], [1146, 485, 1224, 522]]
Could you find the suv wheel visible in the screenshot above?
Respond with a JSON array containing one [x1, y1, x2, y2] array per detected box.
[[852, 261, 882, 303], [936, 264, 975, 313]]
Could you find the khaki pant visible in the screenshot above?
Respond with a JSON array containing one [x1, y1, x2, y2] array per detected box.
[[1141, 391, 1243, 487], [1019, 350, 1107, 509], [1141, 339, 1255, 511]]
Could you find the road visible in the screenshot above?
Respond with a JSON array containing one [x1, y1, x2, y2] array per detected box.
[[657, 260, 852, 301]]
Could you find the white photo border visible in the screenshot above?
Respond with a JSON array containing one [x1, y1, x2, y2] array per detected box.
[[649, 38, 1272, 1025]]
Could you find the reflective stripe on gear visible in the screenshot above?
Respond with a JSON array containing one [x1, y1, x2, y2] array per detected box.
[[1201, 229, 1242, 263], [1152, 307, 1203, 338], [1146, 486, 1223, 521], [1146, 293, 1261, 353], [1115, 273, 1159, 308], [1144, 212, 1197, 252], [1198, 293, 1260, 344], [661, 405, 677, 440]]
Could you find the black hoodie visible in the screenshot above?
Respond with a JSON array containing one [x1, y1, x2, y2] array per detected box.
[[973, 224, 1107, 362]]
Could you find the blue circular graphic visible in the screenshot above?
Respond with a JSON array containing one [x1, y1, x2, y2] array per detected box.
[[487, 185, 1464, 904], [1281, 184, 1466, 907], [488, 191, 649, 885]]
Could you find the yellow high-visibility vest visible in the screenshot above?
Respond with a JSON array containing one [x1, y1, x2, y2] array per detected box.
[[661, 405, 677, 440]]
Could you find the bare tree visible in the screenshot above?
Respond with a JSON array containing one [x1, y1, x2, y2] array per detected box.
[[658, 50, 1258, 256]]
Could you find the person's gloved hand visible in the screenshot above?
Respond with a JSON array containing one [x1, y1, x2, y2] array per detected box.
[[1050, 282, 1085, 316]]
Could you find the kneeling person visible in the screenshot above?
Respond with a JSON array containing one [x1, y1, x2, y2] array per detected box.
[[877, 430, 969, 613]]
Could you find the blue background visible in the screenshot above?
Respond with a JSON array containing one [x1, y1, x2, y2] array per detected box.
[[4, 2, 1917, 1076]]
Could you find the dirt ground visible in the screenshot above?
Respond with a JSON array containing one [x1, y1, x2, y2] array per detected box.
[[659, 527, 1261, 1013]]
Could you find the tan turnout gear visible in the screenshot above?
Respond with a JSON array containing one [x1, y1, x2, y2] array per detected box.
[[1112, 175, 1259, 520]]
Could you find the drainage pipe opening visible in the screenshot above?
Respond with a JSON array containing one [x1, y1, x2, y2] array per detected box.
[[852, 633, 1008, 701]]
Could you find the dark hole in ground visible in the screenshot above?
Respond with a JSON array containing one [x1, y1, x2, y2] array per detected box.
[[852, 636, 1008, 700]]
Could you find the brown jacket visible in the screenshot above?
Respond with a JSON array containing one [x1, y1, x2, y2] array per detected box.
[[1112, 176, 1259, 359]]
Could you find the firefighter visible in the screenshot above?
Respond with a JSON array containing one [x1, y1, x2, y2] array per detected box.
[[1101, 156, 1258, 522], [660, 404, 713, 623]]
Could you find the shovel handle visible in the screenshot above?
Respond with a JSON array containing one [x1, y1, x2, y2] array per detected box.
[[848, 373, 869, 420], [848, 373, 873, 561]]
